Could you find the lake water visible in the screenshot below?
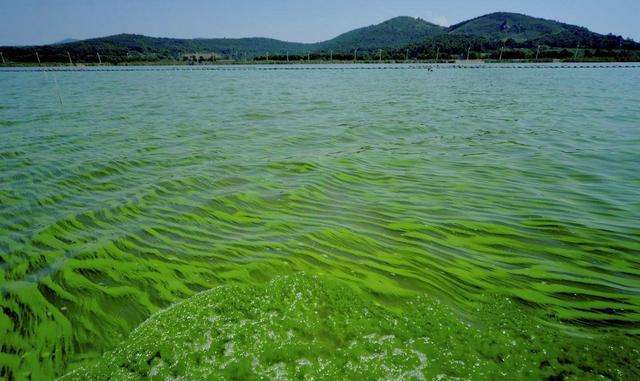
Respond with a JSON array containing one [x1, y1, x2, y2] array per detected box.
[[1, 64, 640, 379]]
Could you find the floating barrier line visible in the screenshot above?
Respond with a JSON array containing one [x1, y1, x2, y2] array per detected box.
[[1, 64, 639, 73]]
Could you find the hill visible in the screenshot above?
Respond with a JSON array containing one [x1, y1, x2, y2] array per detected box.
[[1, 13, 638, 64], [1, 34, 312, 63], [448, 12, 571, 42], [446, 12, 638, 50], [315, 16, 445, 52], [0, 17, 442, 63], [387, 12, 640, 61]]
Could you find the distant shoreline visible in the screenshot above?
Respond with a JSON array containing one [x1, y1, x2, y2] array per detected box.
[[2, 58, 640, 68]]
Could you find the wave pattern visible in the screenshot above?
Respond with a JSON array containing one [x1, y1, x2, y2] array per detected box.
[[1, 67, 640, 378]]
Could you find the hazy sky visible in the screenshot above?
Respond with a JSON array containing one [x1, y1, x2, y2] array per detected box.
[[1, 0, 639, 46]]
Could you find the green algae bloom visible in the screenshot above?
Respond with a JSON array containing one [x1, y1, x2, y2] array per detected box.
[[62, 275, 639, 380], [2, 66, 640, 379]]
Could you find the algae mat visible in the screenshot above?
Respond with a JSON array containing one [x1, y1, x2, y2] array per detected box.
[[1, 65, 640, 379], [61, 274, 639, 380]]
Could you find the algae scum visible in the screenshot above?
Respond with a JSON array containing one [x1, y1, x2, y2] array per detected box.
[[1, 65, 640, 380]]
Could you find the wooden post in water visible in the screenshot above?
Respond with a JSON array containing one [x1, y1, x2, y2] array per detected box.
[[354, 48, 358, 63], [435, 47, 440, 63], [35, 50, 63, 107], [535, 45, 541, 60], [574, 44, 580, 60], [499, 45, 504, 61], [97, 52, 102, 64], [330, 50, 333, 62], [379, 49, 382, 63], [467, 46, 471, 61], [405, 49, 409, 62], [266, 52, 269, 63], [307, 52, 310, 63], [286, 52, 289, 63]]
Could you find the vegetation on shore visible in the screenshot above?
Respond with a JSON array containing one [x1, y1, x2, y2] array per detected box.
[[1, 12, 639, 65]]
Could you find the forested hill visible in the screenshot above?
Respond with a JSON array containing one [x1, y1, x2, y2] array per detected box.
[[1, 13, 638, 63], [449, 12, 577, 42], [390, 12, 640, 61], [446, 12, 637, 49], [0, 34, 312, 63], [0, 16, 444, 63], [315, 16, 446, 52]]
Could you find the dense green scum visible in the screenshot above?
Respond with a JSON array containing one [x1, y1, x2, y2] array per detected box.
[[1, 65, 639, 379], [62, 275, 639, 380]]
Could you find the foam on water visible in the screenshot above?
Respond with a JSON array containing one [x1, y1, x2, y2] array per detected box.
[[1, 65, 639, 379], [61, 274, 639, 380]]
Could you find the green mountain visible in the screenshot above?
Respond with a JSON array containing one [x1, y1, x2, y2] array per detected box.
[[93, 34, 310, 56], [1, 13, 637, 64], [446, 12, 638, 50], [0, 17, 443, 63], [2, 34, 312, 63], [391, 12, 640, 62], [448, 12, 571, 42], [315, 16, 445, 52]]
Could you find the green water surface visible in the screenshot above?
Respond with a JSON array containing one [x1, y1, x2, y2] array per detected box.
[[1, 65, 639, 379]]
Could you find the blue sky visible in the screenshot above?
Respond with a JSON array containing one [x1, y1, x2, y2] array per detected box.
[[1, 0, 639, 46]]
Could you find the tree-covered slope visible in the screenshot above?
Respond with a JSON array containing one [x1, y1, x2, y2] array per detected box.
[[315, 16, 445, 52], [448, 12, 576, 42], [0, 17, 445, 63], [1, 13, 638, 64], [445, 11, 635, 49], [1, 34, 312, 63], [401, 12, 640, 59]]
